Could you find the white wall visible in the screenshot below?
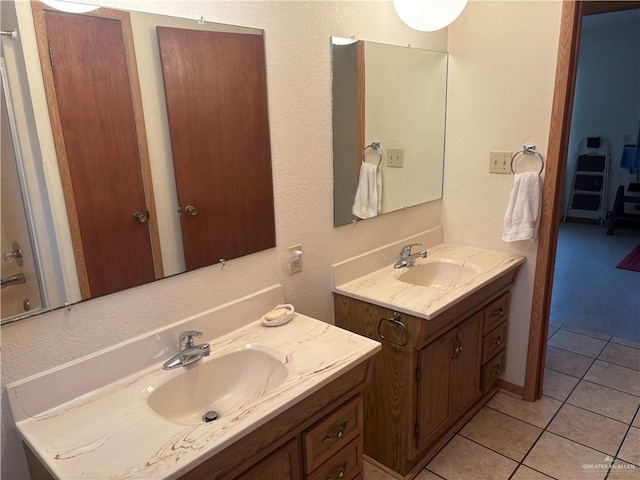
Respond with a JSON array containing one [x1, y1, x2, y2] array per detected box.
[[443, 1, 562, 385], [1, 2, 446, 478], [565, 9, 640, 214]]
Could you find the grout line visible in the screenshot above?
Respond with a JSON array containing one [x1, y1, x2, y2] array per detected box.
[[593, 357, 640, 374], [545, 343, 599, 361], [574, 378, 640, 401]]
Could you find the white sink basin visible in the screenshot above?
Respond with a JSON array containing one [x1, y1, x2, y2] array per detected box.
[[147, 345, 290, 425], [397, 260, 479, 288]]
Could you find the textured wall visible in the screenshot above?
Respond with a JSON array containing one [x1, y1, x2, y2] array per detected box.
[[443, 1, 562, 385], [1, 2, 446, 478]]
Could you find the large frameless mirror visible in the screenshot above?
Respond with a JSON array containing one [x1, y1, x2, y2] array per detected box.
[[332, 37, 448, 226]]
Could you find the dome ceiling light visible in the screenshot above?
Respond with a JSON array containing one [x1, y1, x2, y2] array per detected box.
[[392, 0, 468, 32]]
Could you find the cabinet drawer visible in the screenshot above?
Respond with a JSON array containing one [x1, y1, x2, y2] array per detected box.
[[483, 293, 510, 334], [482, 321, 508, 364], [306, 436, 362, 480], [482, 350, 506, 394], [303, 396, 362, 473]]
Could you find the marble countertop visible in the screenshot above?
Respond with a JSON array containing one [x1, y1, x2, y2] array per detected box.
[[332, 242, 525, 320], [7, 288, 380, 479]]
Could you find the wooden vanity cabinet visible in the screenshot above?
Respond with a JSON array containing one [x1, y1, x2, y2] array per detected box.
[[333, 267, 519, 479]]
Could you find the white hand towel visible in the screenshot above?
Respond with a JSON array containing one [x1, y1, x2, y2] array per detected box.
[[352, 162, 382, 219], [502, 172, 541, 242]]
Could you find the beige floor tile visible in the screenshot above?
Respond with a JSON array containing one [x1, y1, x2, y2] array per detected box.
[[524, 431, 608, 480], [584, 360, 640, 396], [600, 343, 640, 372], [511, 465, 556, 480], [426, 435, 517, 480], [546, 346, 594, 378], [613, 338, 640, 350], [567, 381, 639, 423], [487, 391, 562, 428], [543, 368, 580, 401], [561, 325, 612, 341], [460, 407, 542, 461], [412, 469, 442, 480], [634, 411, 640, 428], [619, 427, 640, 467], [607, 460, 640, 480], [547, 330, 608, 358], [547, 404, 628, 455], [548, 327, 559, 339], [363, 461, 396, 479]]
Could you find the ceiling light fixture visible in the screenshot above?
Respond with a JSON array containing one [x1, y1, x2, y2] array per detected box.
[[392, 0, 468, 32], [41, 0, 100, 14]]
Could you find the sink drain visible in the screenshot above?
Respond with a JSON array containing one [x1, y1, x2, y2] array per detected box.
[[203, 411, 220, 423]]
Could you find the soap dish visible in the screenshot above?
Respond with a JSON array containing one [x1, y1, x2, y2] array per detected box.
[[262, 304, 295, 327]]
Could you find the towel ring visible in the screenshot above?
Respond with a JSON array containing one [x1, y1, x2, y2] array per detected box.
[[511, 145, 544, 175], [362, 142, 383, 167]]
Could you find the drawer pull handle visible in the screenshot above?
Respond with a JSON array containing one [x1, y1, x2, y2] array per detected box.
[[491, 365, 502, 375], [492, 337, 502, 346], [377, 312, 408, 346], [327, 463, 348, 480], [491, 308, 504, 318], [322, 422, 348, 443]]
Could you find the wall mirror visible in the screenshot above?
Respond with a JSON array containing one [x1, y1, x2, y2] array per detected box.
[[332, 37, 447, 227], [0, 0, 275, 323]]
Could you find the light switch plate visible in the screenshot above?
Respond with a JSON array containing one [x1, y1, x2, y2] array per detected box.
[[387, 148, 404, 168], [489, 151, 511, 174]]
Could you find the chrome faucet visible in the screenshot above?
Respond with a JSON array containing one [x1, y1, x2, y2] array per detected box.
[[162, 330, 210, 370], [393, 243, 428, 268]]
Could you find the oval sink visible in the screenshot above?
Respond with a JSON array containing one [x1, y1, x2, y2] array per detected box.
[[146, 345, 290, 425], [397, 260, 479, 288]]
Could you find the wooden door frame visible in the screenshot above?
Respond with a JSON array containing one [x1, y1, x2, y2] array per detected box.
[[524, 0, 640, 401], [31, 1, 163, 299]]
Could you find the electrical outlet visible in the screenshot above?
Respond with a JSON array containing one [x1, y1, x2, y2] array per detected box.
[[288, 244, 303, 275], [387, 148, 405, 168], [489, 151, 511, 174]]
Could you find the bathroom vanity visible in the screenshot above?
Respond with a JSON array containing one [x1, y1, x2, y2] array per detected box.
[[6, 285, 380, 480], [331, 228, 524, 478]]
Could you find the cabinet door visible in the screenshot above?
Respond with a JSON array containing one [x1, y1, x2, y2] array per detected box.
[[236, 438, 301, 480], [416, 333, 452, 451], [451, 311, 482, 418]]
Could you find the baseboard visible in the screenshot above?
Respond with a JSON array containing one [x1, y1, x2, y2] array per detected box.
[[497, 379, 524, 398]]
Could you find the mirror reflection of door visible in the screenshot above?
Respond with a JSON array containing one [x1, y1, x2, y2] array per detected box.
[[157, 27, 275, 270], [32, 4, 163, 299], [1, 63, 43, 321]]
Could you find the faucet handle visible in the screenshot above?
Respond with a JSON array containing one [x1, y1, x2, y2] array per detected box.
[[180, 330, 203, 348], [400, 243, 422, 256]]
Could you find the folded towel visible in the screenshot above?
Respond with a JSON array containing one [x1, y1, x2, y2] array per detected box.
[[352, 162, 381, 219], [502, 172, 541, 242]]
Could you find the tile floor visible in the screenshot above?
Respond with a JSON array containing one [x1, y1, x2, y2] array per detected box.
[[364, 323, 640, 480]]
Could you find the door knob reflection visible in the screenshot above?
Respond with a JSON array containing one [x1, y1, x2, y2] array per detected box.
[[133, 211, 148, 223], [185, 205, 198, 216]]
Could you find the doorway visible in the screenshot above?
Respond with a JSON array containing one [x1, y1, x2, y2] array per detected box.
[[525, 0, 640, 401]]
